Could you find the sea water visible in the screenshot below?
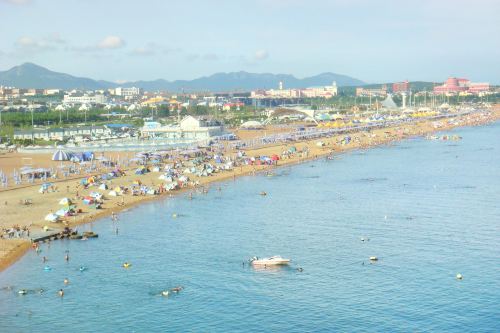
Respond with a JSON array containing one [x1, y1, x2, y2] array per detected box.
[[1, 122, 499, 332]]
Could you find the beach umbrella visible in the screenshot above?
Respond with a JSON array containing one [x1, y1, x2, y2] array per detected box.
[[52, 150, 69, 161]]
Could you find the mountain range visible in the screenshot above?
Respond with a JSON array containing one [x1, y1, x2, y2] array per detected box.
[[0, 63, 365, 92]]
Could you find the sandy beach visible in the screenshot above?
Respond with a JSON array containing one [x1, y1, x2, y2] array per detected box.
[[1, 106, 499, 272]]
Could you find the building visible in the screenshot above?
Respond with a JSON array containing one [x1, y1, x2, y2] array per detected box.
[[114, 87, 143, 98], [433, 77, 490, 94], [468, 82, 490, 94], [392, 81, 409, 93], [63, 93, 107, 105], [356, 85, 388, 97], [13, 126, 109, 141], [251, 82, 338, 99], [140, 115, 224, 141]]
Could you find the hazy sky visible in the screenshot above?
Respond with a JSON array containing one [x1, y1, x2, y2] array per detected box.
[[0, 0, 499, 83]]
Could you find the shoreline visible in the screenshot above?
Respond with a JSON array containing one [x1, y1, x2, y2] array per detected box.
[[1, 108, 499, 273]]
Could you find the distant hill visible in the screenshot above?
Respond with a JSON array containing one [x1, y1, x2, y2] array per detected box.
[[0, 63, 114, 90], [0, 63, 365, 92]]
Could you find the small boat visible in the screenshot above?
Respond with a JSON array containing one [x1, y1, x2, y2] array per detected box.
[[250, 256, 290, 266]]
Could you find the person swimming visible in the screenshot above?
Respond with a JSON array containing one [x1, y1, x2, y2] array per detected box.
[[161, 290, 170, 297], [171, 286, 183, 293], [79, 266, 86, 272], [65, 254, 69, 262], [58, 289, 64, 297], [64, 278, 69, 285]]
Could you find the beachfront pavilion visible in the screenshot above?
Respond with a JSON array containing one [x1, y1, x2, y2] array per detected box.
[[140, 115, 225, 140], [263, 107, 318, 124]]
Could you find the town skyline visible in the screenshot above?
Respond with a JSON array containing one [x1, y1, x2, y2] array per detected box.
[[1, 0, 499, 84]]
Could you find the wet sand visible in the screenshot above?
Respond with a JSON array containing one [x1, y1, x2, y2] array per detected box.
[[1, 107, 498, 272]]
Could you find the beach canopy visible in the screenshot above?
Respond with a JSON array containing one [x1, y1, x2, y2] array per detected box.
[[59, 198, 72, 205], [99, 183, 108, 190], [52, 150, 70, 161]]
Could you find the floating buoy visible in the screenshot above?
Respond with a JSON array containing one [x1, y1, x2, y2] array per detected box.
[[456, 273, 463, 280], [369, 256, 378, 261]]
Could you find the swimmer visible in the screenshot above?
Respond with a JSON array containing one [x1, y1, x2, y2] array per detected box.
[[296, 268, 304, 272], [79, 266, 86, 272], [42, 256, 47, 263], [64, 278, 69, 285], [171, 286, 183, 293], [65, 254, 69, 262], [161, 290, 170, 297], [58, 289, 64, 297]]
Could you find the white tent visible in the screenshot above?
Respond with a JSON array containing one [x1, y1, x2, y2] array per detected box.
[[45, 213, 59, 222], [59, 197, 72, 205]]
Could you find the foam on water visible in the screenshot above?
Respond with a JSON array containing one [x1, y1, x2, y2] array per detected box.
[[1, 122, 499, 332]]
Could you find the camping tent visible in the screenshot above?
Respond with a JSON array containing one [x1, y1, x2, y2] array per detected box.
[[45, 213, 59, 222], [59, 198, 72, 205]]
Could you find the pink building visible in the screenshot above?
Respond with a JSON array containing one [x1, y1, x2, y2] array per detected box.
[[433, 77, 489, 94], [468, 82, 490, 93]]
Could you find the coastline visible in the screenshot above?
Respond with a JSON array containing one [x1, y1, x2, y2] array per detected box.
[[1, 107, 499, 273]]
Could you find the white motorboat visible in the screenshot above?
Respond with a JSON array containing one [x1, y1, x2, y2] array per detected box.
[[250, 255, 290, 266]]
